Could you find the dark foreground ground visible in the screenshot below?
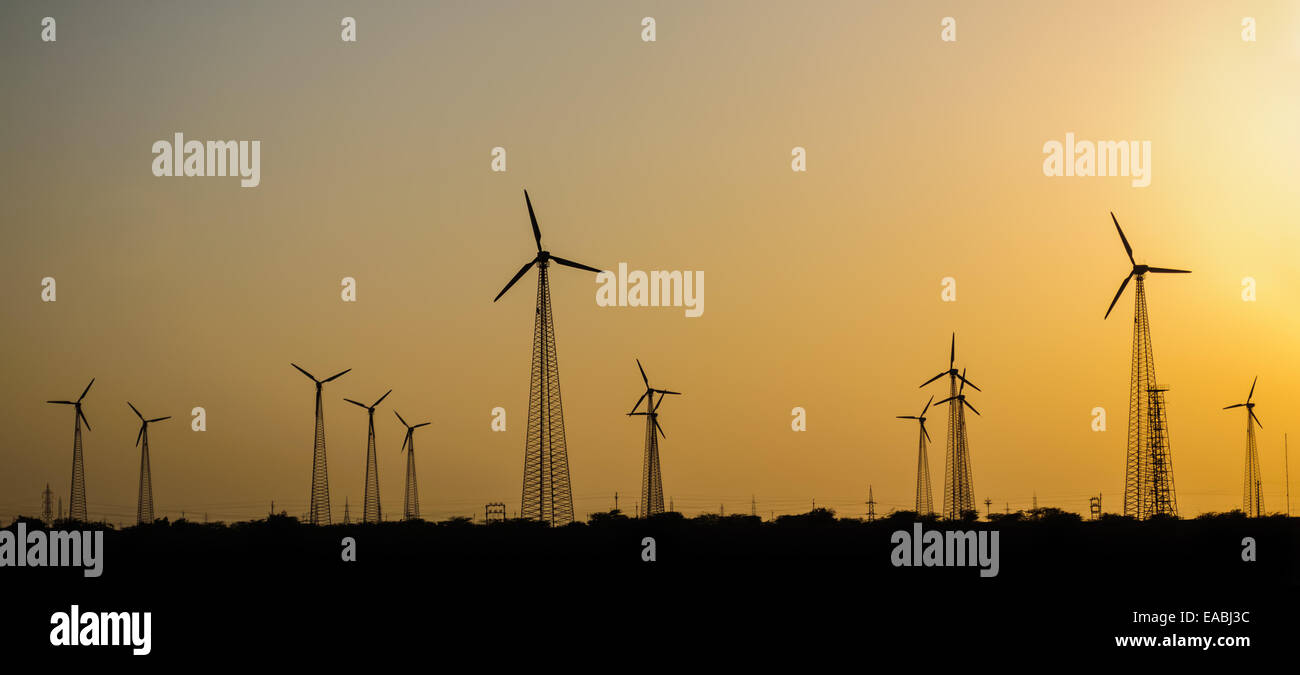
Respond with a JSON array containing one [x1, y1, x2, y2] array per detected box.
[[2, 509, 1296, 662]]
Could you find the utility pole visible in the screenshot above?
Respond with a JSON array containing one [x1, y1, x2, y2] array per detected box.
[[720, 503, 724, 517], [669, 497, 673, 513], [1004, 502, 1009, 515], [866, 486, 877, 522], [1032, 491, 1037, 511], [751, 495, 757, 517], [983, 497, 992, 519], [614, 491, 619, 512]]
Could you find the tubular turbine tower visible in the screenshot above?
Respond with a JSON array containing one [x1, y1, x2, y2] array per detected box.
[[1103, 213, 1189, 518], [493, 190, 603, 525]]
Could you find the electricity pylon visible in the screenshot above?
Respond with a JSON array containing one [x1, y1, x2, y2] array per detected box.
[[47, 378, 94, 522], [396, 411, 430, 521], [292, 363, 351, 525], [493, 190, 602, 525], [628, 359, 680, 518], [1223, 376, 1264, 517], [344, 389, 391, 524], [41, 484, 53, 525], [921, 336, 980, 519], [127, 402, 170, 525], [1104, 213, 1188, 519], [897, 395, 935, 515]]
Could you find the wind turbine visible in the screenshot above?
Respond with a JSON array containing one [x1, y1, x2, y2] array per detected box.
[[47, 378, 94, 522], [344, 389, 391, 524], [897, 395, 935, 516], [127, 402, 169, 525], [292, 363, 350, 525], [628, 359, 680, 518], [493, 189, 603, 525], [1223, 376, 1264, 517], [920, 335, 980, 519], [1104, 212, 1189, 519], [395, 411, 431, 521]]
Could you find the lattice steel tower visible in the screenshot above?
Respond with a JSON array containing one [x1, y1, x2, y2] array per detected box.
[[292, 364, 350, 525], [493, 190, 602, 526], [1223, 377, 1264, 517], [41, 484, 53, 524], [395, 411, 430, 521], [628, 359, 680, 518], [128, 402, 170, 525], [921, 336, 981, 519], [897, 396, 935, 515], [1103, 213, 1189, 519], [345, 389, 391, 524], [47, 378, 94, 522]]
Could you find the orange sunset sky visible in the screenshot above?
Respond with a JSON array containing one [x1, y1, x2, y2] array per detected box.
[[2, 1, 1298, 523]]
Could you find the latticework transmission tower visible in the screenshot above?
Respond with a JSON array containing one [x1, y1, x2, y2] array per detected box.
[[897, 396, 934, 515], [47, 378, 94, 523], [1104, 214, 1188, 519], [493, 190, 601, 526], [345, 390, 391, 524], [128, 402, 170, 525], [1224, 377, 1264, 517], [628, 360, 679, 519], [396, 411, 430, 521], [292, 364, 350, 525], [41, 484, 53, 524]]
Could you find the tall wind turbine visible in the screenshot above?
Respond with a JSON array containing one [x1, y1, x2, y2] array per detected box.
[[897, 395, 935, 516], [493, 189, 603, 525], [344, 389, 391, 524], [395, 411, 430, 521], [127, 402, 170, 525], [1104, 212, 1189, 519], [292, 363, 350, 525], [920, 335, 980, 519], [628, 359, 680, 518], [934, 369, 980, 519], [47, 378, 94, 522], [1223, 376, 1264, 517]]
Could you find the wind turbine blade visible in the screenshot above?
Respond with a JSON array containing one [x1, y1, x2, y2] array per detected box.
[[344, 398, 368, 409], [956, 374, 981, 392], [657, 389, 682, 395], [136, 426, 144, 447], [919, 371, 947, 388], [655, 419, 666, 438], [493, 260, 536, 302], [78, 409, 91, 431], [127, 401, 143, 420], [922, 395, 933, 417], [1248, 376, 1257, 403], [949, 333, 955, 369], [291, 363, 316, 381], [414, 422, 432, 429], [637, 359, 649, 387], [47, 400, 74, 405], [1104, 273, 1133, 320], [394, 410, 408, 427], [149, 416, 171, 423], [1146, 267, 1191, 274], [1111, 212, 1135, 266], [524, 189, 542, 252], [963, 399, 981, 416], [401, 433, 409, 453], [628, 412, 648, 416], [897, 415, 919, 420], [322, 369, 351, 383], [629, 391, 649, 414], [373, 389, 393, 408], [1223, 403, 1245, 410], [921, 423, 931, 444], [551, 255, 603, 274], [79, 378, 95, 402], [1250, 410, 1263, 429], [934, 396, 957, 406]]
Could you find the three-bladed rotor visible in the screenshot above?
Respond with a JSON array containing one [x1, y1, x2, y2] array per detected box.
[[1223, 375, 1263, 429], [897, 395, 934, 443], [127, 401, 171, 447], [47, 378, 95, 430], [1103, 212, 1192, 319], [292, 363, 351, 391], [395, 410, 431, 452], [628, 359, 680, 438], [919, 333, 980, 392], [935, 369, 980, 416], [493, 190, 604, 302], [344, 389, 392, 419]]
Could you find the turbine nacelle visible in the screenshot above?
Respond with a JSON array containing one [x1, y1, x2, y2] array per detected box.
[[493, 190, 604, 302], [47, 378, 95, 431], [1103, 212, 1192, 319], [1223, 376, 1262, 428]]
